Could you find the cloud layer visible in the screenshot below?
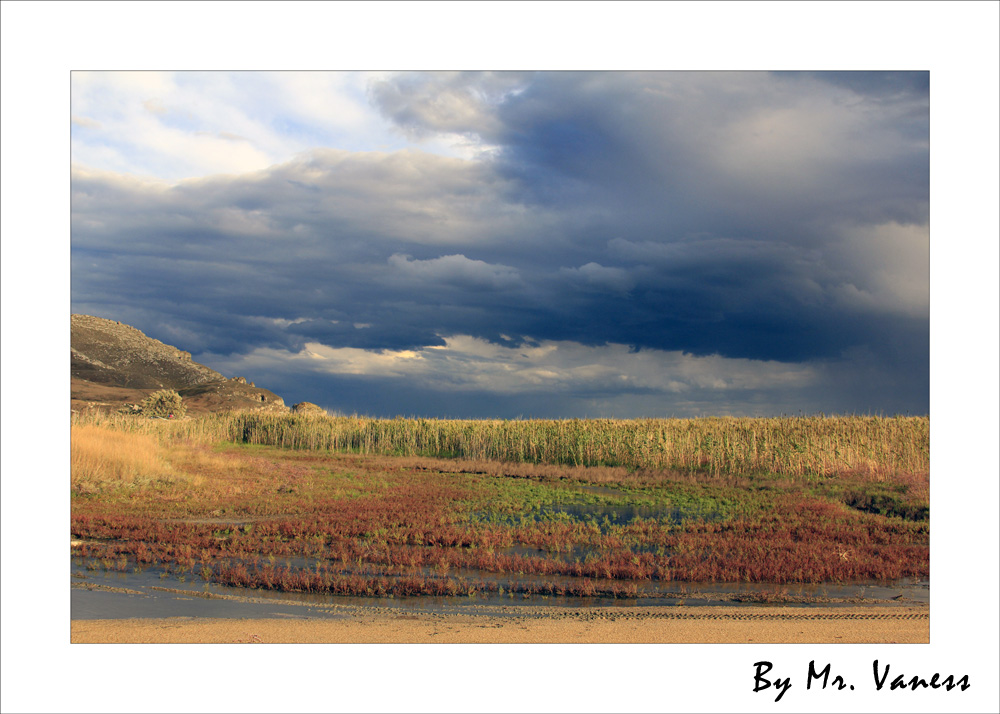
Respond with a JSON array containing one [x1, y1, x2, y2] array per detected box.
[[71, 71, 929, 417]]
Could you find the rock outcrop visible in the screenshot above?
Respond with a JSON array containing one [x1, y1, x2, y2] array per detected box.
[[292, 402, 326, 415]]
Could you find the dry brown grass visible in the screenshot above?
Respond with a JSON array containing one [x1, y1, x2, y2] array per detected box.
[[71, 424, 201, 493]]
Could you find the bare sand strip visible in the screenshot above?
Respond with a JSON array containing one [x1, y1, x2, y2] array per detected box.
[[72, 605, 928, 644]]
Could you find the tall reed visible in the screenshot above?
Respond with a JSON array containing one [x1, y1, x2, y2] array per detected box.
[[72, 411, 929, 479]]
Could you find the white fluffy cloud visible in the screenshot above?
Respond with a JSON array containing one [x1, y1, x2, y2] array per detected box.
[[70, 71, 476, 181], [559, 263, 635, 294], [388, 254, 523, 290], [207, 334, 819, 397]]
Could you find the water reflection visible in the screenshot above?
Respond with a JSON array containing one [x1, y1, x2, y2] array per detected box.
[[71, 555, 929, 620]]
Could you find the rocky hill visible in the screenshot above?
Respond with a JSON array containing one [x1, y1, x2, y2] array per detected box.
[[71, 314, 289, 415], [72, 314, 226, 389]]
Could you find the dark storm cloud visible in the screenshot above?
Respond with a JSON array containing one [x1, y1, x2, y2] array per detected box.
[[378, 72, 928, 251], [72, 71, 928, 416], [72, 151, 539, 355], [371, 71, 928, 350]]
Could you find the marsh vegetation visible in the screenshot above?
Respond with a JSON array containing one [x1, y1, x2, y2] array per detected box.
[[71, 412, 929, 604]]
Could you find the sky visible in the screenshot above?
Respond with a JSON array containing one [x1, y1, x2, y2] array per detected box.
[[70, 70, 930, 418]]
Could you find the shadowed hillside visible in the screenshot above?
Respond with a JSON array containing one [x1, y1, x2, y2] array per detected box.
[[71, 314, 289, 415]]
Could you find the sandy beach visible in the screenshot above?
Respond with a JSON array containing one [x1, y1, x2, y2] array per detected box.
[[71, 605, 928, 644]]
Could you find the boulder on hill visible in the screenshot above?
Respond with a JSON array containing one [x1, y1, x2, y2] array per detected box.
[[292, 402, 326, 415]]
